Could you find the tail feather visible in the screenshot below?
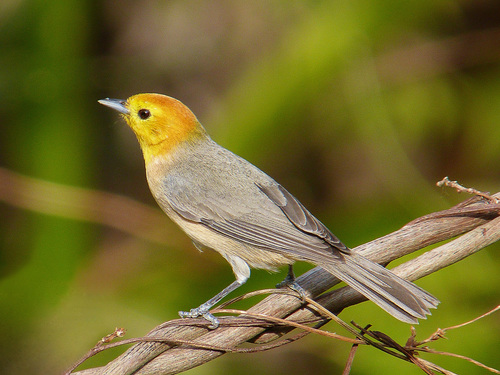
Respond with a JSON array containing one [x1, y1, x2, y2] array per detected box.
[[320, 253, 439, 323]]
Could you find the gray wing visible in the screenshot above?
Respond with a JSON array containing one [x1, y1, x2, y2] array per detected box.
[[255, 183, 351, 253], [164, 165, 346, 262]]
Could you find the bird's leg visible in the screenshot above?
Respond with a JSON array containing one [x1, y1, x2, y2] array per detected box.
[[276, 265, 308, 302], [179, 279, 243, 329], [276, 264, 296, 288]]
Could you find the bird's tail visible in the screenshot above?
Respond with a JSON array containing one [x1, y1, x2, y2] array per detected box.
[[320, 253, 439, 323]]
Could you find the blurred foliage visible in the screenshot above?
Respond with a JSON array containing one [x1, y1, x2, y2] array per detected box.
[[0, 0, 499, 374]]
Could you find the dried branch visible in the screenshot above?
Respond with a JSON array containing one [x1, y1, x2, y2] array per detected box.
[[437, 176, 500, 203], [68, 192, 500, 375]]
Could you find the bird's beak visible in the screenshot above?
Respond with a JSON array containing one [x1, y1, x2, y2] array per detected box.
[[98, 98, 130, 115]]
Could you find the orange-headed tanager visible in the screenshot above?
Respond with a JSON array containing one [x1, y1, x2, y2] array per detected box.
[[99, 93, 438, 328]]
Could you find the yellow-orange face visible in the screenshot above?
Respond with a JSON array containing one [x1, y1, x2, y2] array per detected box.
[[99, 93, 205, 163]]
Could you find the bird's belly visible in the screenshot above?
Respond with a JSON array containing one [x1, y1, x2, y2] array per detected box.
[[171, 213, 295, 271]]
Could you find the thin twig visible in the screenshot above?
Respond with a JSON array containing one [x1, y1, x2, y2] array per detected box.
[[416, 304, 500, 345], [213, 307, 362, 344], [96, 328, 127, 347], [443, 304, 500, 331], [437, 176, 500, 203], [416, 348, 500, 374], [342, 344, 359, 375]]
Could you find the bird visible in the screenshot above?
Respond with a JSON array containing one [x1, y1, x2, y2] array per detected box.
[[99, 93, 439, 328]]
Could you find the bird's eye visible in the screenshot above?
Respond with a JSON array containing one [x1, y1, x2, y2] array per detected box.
[[138, 109, 151, 120]]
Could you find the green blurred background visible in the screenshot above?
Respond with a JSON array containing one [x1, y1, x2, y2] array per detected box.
[[1, 0, 499, 374]]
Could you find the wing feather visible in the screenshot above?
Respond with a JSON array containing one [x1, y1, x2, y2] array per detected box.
[[164, 177, 337, 261], [255, 183, 350, 253]]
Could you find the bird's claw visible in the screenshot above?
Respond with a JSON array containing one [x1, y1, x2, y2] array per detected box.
[[179, 305, 220, 329], [286, 281, 308, 303], [275, 273, 295, 289], [276, 277, 308, 303]]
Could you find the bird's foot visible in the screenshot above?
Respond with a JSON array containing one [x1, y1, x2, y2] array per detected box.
[[179, 303, 219, 329], [276, 273, 308, 303]]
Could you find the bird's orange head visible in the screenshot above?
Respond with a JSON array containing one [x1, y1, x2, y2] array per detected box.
[[99, 93, 207, 164]]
